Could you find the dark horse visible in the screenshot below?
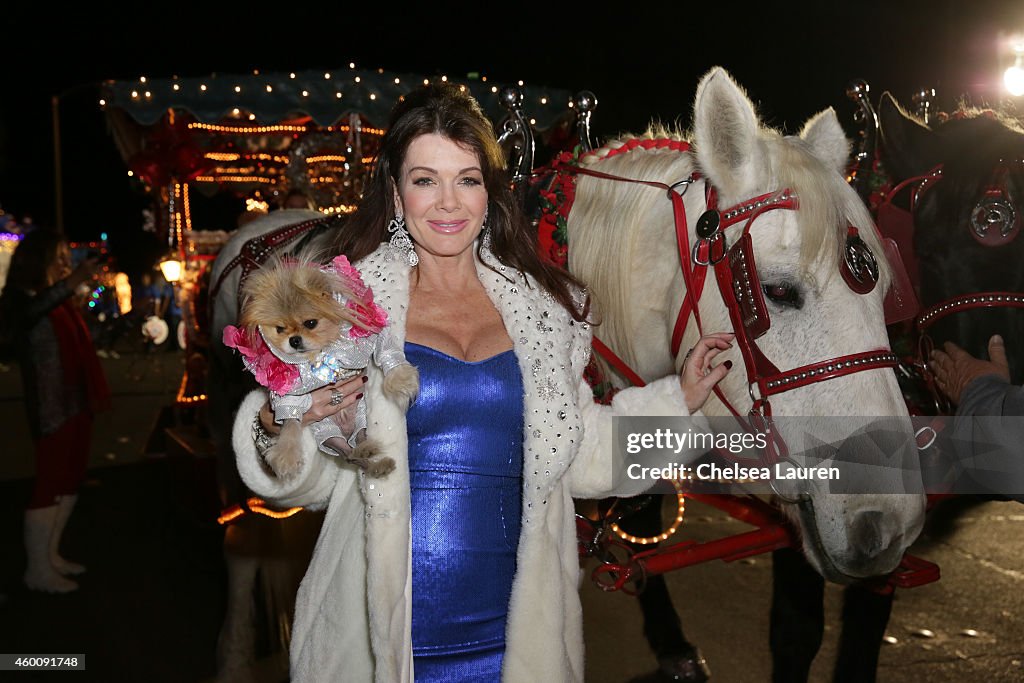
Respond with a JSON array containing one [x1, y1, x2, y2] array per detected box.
[[877, 93, 1024, 382]]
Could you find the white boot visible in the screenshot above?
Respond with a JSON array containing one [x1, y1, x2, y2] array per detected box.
[[51, 495, 86, 576], [23, 507, 78, 593]]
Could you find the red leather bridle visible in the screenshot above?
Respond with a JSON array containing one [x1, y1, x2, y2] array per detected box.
[[551, 141, 898, 468]]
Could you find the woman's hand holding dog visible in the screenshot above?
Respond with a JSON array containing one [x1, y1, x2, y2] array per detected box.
[[259, 374, 368, 435]]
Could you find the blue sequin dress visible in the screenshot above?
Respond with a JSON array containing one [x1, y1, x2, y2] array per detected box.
[[404, 342, 524, 682]]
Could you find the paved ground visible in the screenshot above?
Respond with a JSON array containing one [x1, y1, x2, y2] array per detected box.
[[579, 495, 1024, 683], [1, 344, 1022, 682]]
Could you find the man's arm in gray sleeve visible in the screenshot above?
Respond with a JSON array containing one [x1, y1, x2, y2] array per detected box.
[[950, 375, 1024, 503]]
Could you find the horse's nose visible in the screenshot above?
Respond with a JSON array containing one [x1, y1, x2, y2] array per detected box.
[[289, 335, 304, 350], [850, 510, 901, 561]]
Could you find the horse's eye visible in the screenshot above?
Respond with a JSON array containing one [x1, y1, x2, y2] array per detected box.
[[275, 326, 285, 334], [303, 319, 319, 330], [762, 283, 803, 309]]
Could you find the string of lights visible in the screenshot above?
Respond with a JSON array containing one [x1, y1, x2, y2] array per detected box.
[[609, 480, 687, 545]]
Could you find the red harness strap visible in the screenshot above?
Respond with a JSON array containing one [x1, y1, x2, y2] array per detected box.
[[591, 337, 647, 388], [551, 145, 707, 358], [209, 216, 331, 302], [917, 292, 1024, 329]]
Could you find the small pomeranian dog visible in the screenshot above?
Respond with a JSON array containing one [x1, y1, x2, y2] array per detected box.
[[226, 252, 418, 479]]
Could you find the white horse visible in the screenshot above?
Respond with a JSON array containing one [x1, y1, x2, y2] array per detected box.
[[205, 208, 330, 681], [566, 67, 926, 582]]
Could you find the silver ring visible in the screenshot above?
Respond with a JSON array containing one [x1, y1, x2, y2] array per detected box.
[[329, 389, 344, 406]]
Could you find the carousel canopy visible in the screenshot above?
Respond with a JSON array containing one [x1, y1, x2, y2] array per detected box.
[[101, 66, 574, 129], [100, 66, 578, 214]]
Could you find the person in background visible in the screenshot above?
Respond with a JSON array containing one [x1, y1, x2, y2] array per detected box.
[[0, 230, 111, 593], [93, 280, 125, 359], [134, 271, 162, 352], [930, 335, 1024, 502], [155, 274, 182, 351]]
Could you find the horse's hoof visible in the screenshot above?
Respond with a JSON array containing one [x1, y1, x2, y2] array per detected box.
[[656, 648, 711, 682]]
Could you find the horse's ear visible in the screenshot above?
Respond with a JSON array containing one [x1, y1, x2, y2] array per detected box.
[[799, 108, 850, 175], [693, 66, 765, 198], [878, 91, 940, 181]]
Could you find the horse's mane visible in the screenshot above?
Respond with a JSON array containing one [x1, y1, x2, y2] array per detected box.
[[927, 107, 1024, 220], [568, 127, 694, 366], [569, 123, 889, 369]]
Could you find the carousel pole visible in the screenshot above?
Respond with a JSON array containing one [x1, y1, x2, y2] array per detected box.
[[52, 95, 64, 234]]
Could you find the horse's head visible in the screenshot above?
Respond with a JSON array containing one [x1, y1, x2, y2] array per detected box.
[[689, 69, 899, 412], [692, 68, 925, 581], [879, 94, 1024, 381], [567, 67, 925, 582]]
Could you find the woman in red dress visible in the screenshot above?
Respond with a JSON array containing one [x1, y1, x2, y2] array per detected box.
[[0, 230, 110, 593]]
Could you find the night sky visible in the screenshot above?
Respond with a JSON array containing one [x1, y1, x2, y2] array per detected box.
[[2, 1, 1022, 274]]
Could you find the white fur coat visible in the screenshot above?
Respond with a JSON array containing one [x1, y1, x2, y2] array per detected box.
[[232, 244, 694, 682]]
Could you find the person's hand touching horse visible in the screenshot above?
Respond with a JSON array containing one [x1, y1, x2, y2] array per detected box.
[[679, 332, 734, 412], [930, 335, 1010, 405]]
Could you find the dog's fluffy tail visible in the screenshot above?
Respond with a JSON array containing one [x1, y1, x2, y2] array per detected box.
[[382, 362, 419, 411]]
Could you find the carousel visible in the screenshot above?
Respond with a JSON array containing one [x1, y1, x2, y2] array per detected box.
[[100, 65, 576, 410]]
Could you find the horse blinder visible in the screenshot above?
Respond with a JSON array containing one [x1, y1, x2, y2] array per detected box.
[[841, 226, 880, 294], [729, 224, 884, 337]]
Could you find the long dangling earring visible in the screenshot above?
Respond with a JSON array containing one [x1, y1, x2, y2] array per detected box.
[[481, 207, 491, 249], [386, 214, 419, 267]]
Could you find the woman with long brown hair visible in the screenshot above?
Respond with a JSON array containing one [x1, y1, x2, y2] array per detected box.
[[231, 84, 731, 682], [0, 230, 110, 593]]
